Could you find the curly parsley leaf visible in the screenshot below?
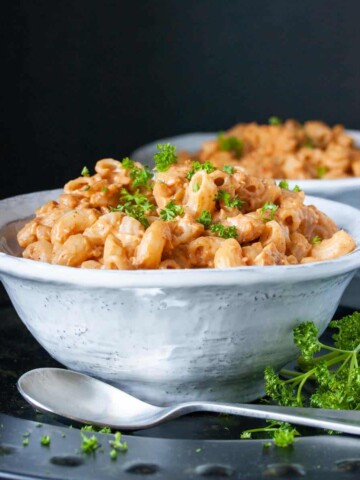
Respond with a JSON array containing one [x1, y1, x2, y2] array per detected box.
[[111, 188, 155, 227], [196, 210, 212, 229], [268, 116, 282, 126], [210, 223, 238, 239], [293, 185, 302, 192], [187, 160, 216, 180], [81, 434, 99, 454], [159, 201, 184, 221], [278, 180, 289, 189], [154, 144, 177, 172], [294, 322, 322, 363], [215, 190, 244, 209], [316, 165, 328, 178], [81, 166, 90, 177], [260, 202, 279, 222], [122, 157, 153, 189], [222, 165, 234, 174], [311, 235, 322, 244], [218, 132, 244, 158], [330, 312, 360, 351]]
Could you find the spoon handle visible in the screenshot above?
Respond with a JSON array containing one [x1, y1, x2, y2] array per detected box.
[[184, 402, 360, 435]]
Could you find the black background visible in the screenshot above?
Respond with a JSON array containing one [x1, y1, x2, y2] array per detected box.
[[1, 0, 360, 199]]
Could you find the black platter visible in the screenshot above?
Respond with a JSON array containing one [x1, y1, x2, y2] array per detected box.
[[0, 284, 359, 479]]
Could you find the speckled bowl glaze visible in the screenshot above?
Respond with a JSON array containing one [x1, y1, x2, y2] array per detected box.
[[1, 191, 360, 405], [131, 130, 360, 309]]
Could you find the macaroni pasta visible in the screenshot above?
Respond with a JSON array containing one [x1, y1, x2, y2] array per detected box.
[[18, 151, 356, 269]]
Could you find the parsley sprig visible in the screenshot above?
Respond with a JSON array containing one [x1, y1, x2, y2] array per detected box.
[[109, 432, 128, 460], [159, 201, 184, 221], [154, 144, 177, 172], [122, 157, 153, 189], [260, 202, 278, 222], [186, 161, 216, 180], [268, 116, 282, 126], [215, 190, 244, 209], [111, 189, 155, 227], [210, 223, 238, 239], [218, 132, 244, 158], [265, 313, 360, 410], [196, 210, 212, 228], [241, 421, 299, 448], [222, 165, 234, 174]]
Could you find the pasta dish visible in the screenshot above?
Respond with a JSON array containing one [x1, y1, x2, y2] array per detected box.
[[197, 119, 360, 179], [17, 144, 355, 269]]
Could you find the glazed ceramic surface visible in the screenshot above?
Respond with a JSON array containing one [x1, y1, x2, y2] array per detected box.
[[1, 191, 360, 405], [131, 130, 360, 309]]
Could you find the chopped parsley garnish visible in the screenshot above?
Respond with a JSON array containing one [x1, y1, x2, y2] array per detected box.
[[122, 157, 153, 189], [111, 188, 155, 227], [264, 312, 360, 410], [210, 223, 238, 239], [303, 137, 314, 148], [101, 186, 109, 193], [293, 185, 302, 192], [109, 432, 128, 456], [186, 160, 216, 180], [268, 116, 282, 126], [278, 180, 289, 190], [193, 180, 200, 192], [311, 235, 322, 244], [81, 434, 99, 454], [40, 435, 51, 446], [215, 190, 244, 209], [81, 166, 90, 177], [196, 210, 212, 228], [83, 185, 90, 191], [240, 421, 299, 447], [159, 201, 184, 221], [81, 425, 111, 434], [22, 438, 29, 446], [222, 165, 234, 174], [218, 132, 243, 158], [195, 448, 202, 453], [154, 144, 177, 172], [316, 165, 328, 178], [260, 202, 278, 222]]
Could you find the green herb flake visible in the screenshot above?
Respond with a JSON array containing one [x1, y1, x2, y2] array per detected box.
[[40, 435, 51, 447], [222, 165, 234, 174], [293, 185, 302, 192], [240, 432, 252, 439], [268, 116, 282, 126], [278, 180, 289, 190], [195, 448, 202, 453], [111, 188, 155, 227], [22, 438, 29, 446], [101, 186, 109, 193], [193, 180, 200, 192], [154, 144, 178, 172], [311, 235, 322, 244], [273, 426, 299, 447], [83, 185, 90, 191], [110, 449, 118, 460], [122, 157, 153, 189], [304, 138, 314, 149], [81, 166, 90, 177], [263, 442, 272, 448], [187, 160, 216, 180], [215, 190, 244, 209], [196, 210, 212, 229], [210, 223, 238, 239], [81, 434, 99, 454], [260, 202, 279, 222], [109, 432, 128, 453], [159, 200, 184, 221], [316, 166, 328, 178], [218, 132, 244, 158]]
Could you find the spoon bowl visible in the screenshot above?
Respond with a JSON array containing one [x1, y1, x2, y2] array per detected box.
[[17, 368, 360, 435]]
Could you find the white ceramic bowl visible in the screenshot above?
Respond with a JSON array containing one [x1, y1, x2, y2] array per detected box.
[[1, 190, 360, 406], [131, 130, 360, 309]]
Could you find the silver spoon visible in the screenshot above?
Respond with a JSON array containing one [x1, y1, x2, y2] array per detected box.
[[18, 368, 360, 434]]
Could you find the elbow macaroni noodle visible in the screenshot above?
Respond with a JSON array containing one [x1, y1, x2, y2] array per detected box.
[[18, 147, 356, 269]]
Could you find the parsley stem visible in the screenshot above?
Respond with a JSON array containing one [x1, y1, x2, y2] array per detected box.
[[280, 369, 302, 378]]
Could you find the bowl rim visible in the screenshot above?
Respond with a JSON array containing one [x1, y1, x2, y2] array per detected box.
[[0, 191, 360, 288], [131, 129, 360, 191]]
